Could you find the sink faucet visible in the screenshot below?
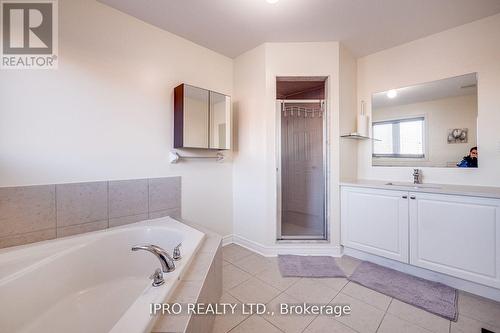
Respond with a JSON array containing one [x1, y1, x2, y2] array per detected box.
[[413, 169, 422, 184], [131, 244, 176, 273]]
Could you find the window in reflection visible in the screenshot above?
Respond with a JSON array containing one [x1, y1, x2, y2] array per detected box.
[[373, 117, 424, 158]]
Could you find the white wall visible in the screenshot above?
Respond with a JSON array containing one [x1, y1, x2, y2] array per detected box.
[[233, 42, 343, 251], [339, 44, 359, 181], [373, 94, 478, 167], [232, 44, 268, 245], [0, 0, 234, 235], [357, 13, 500, 186]]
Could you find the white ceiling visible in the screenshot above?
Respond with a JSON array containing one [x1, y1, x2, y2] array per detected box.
[[372, 73, 477, 109], [98, 0, 500, 58]]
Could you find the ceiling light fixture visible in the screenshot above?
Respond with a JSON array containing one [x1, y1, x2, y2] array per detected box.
[[387, 89, 397, 99], [266, 0, 279, 4]]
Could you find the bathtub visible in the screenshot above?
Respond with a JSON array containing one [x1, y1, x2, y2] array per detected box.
[[0, 217, 205, 333]]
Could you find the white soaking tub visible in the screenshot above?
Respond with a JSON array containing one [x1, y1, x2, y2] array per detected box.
[[0, 217, 205, 333]]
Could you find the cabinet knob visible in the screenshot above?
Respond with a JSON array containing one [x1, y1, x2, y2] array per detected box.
[[410, 196, 416, 200], [402, 195, 408, 199]]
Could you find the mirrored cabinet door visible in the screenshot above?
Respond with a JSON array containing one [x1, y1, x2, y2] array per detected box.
[[183, 85, 209, 148], [174, 84, 231, 150], [209, 91, 231, 149]]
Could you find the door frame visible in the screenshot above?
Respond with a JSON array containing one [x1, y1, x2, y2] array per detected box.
[[276, 95, 329, 241]]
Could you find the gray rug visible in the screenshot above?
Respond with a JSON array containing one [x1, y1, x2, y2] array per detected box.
[[278, 255, 347, 278], [349, 261, 458, 321]]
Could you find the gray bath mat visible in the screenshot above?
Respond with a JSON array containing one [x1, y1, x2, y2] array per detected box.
[[278, 255, 347, 278], [349, 261, 458, 321]]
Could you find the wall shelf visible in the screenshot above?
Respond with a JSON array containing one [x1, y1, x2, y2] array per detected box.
[[341, 133, 380, 141]]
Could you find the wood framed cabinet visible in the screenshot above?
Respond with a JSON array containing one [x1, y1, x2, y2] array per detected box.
[[341, 187, 409, 262], [409, 192, 500, 289]]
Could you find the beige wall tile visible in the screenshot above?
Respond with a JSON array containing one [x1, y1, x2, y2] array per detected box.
[[109, 213, 148, 228], [108, 179, 148, 218], [149, 177, 181, 212], [0, 185, 55, 237], [149, 208, 181, 220], [56, 182, 108, 227], [0, 228, 56, 249], [57, 220, 108, 238]]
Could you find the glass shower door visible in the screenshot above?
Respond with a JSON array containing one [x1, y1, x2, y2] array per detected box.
[[278, 100, 327, 240]]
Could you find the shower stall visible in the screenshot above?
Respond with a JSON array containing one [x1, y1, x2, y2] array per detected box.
[[276, 77, 328, 240]]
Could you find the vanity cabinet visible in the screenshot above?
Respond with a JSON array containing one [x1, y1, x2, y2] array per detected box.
[[341, 187, 409, 262], [174, 84, 231, 150], [409, 192, 500, 288], [341, 186, 500, 289]]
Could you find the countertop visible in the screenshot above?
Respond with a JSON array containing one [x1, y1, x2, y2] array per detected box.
[[340, 179, 500, 199]]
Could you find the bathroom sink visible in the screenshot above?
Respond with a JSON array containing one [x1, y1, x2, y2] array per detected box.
[[385, 182, 442, 189]]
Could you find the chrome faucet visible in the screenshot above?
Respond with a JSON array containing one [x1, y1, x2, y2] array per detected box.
[[173, 243, 182, 261], [413, 169, 421, 184], [131, 244, 176, 273]]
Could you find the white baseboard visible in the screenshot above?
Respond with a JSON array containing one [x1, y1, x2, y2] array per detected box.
[[222, 234, 342, 257], [344, 247, 500, 303], [222, 234, 233, 247]]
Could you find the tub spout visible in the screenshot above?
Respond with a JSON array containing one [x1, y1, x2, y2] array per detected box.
[[131, 244, 176, 273]]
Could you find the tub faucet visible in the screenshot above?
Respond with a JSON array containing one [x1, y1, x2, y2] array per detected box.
[[131, 244, 176, 273], [413, 169, 422, 184]]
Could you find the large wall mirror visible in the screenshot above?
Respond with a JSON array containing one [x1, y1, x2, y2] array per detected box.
[[371, 73, 478, 168]]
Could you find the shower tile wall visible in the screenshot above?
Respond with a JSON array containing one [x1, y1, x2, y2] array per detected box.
[[0, 176, 181, 249]]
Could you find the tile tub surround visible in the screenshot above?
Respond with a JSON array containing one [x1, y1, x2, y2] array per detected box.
[[152, 222, 223, 333], [213, 244, 500, 333], [0, 177, 181, 249]]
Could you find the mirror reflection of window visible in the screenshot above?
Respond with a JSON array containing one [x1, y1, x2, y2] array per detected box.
[[371, 73, 477, 168], [373, 118, 424, 158]]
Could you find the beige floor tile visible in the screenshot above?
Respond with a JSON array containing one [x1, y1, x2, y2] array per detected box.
[[262, 293, 316, 333], [310, 277, 349, 292], [222, 244, 254, 263], [304, 316, 357, 333], [257, 266, 300, 291], [332, 293, 385, 333], [233, 253, 276, 275], [341, 282, 392, 311], [451, 313, 500, 333], [223, 264, 251, 291], [230, 315, 282, 333], [378, 313, 433, 333], [387, 299, 450, 333], [285, 278, 339, 304], [458, 291, 500, 327], [228, 277, 281, 304], [212, 293, 250, 333], [335, 255, 362, 276]]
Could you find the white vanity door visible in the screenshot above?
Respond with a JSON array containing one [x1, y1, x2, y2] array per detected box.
[[409, 192, 500, 288], [341, 187, 409, 262]]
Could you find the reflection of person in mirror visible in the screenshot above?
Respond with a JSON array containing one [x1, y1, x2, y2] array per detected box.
[[457, 147, 478, 168]]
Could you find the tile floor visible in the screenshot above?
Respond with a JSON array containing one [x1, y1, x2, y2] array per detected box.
[[212, 244, 500, 333]]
